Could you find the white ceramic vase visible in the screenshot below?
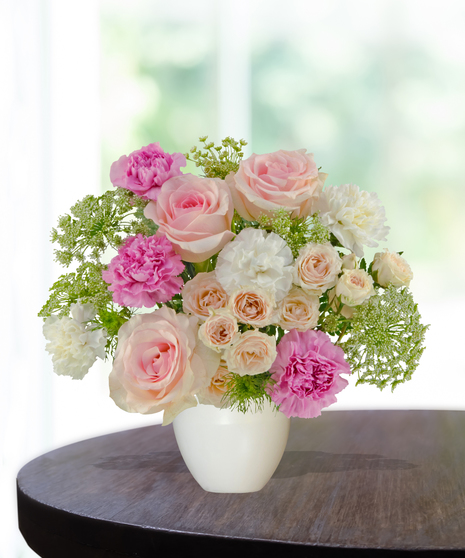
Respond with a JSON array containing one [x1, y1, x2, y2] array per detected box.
[[172, 401, 290, 493]]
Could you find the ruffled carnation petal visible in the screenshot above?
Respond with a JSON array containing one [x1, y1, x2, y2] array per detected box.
[[43, 304, 107, 380], [102, 234, 184, 308], [318, 184, 390, 257], [110, 143, 186, 201], [268, 329, 351, 418], [216, 228, 293, 302]]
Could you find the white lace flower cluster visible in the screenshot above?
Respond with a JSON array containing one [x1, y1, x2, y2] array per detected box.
[[43, 303, 107, 380]]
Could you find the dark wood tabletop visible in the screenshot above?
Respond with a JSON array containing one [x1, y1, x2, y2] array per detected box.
[[17, 410, 465, 557]]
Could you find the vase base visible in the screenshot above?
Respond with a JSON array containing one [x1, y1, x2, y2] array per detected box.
[[173, 402, 290, 493]]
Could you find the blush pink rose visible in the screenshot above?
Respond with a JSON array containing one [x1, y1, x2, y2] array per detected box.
[[182, 271, 229, 320], [224, 330, 277, 376], [198, 310, 239, 352], [268, 329, 351, 419], [226, 149, 327, 220], [229, 288, 275, 328], [293, 242, 342, 295], [277, 286, 320, 332], [109, 306, 220, 425], [144, 173, 235, 263], [110, 142, 186, 201]]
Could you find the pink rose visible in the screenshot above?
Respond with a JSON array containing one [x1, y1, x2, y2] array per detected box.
[[102, 234, 184, 308], [268, 329, 351, 419], [110, 142, 186, 201], [182, 271, 229, 320], [144, 173, 235, 263], [226, 149, 327, 220], [109, 306, 220, 425]]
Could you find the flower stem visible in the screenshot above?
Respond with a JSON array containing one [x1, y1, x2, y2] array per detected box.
[[336, 323, 348, 345]]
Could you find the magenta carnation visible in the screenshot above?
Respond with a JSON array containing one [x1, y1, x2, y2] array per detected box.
[[110, 142, 186, 201], [268, 329, 351, 419], [102, 234, 184, 308]]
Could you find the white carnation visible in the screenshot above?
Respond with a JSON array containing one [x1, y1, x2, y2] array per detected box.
[[43, 303, 107, 380], [215, 228, 293, 301], [318, 184, 390, 257]]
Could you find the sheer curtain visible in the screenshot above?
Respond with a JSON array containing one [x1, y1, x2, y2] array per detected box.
[[1, 1, 102, 556]]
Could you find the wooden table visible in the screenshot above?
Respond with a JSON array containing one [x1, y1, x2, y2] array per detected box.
[[17, 410, 465, 557]]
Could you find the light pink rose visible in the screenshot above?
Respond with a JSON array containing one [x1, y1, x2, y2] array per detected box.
[[182, 271, 229, 320], [293, 242, 342, 295], [277, 286, 320, 332], [372, 250, 413, 288], [335, 269, 375, 307], [144, 173, 235, 263], [341, 253, 357, 270], [229, 288, 275, 328], [224, 330, 277, 376], [198, 310, 239, 352], [109, 306, 220, 425], [197, 363, 231, 408], [226, 149, 327, 220]]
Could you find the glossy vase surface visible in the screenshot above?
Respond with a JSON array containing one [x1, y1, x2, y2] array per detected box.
[[173, 401, 290, 493]]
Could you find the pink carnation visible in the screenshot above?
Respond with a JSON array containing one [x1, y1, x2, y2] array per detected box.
[[102, 234, 184, 308], [110, 143, 186, 201], [268, 329, 351, 419]]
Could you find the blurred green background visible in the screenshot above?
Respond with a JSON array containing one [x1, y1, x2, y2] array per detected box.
[[100, 0, 465, 296]]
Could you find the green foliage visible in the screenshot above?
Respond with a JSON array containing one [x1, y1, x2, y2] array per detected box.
[[39, 187, 159, 357], [94, 305, 134, 357], [341, 286, 429, 391], [257, 209, 330, 257], [51, 188, 155, 267], [306, 212, 331, 245], [38, 262, 111, 318], [38, 261, 133, 357], [224, 372, 277, 414], [231, 211, 257, 234], [320, 312, 346, 335], [185, 135, 247, 180], [163, 293, 184, 314]]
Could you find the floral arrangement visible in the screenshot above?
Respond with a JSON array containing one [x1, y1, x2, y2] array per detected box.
[[40, 137, 428, 425]]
